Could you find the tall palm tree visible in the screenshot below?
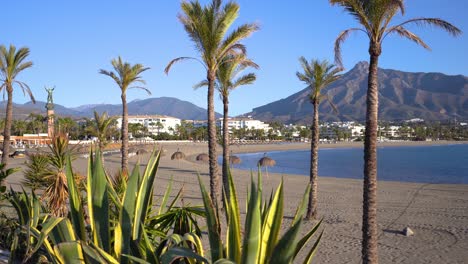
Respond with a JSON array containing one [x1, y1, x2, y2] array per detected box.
[[330, 1, 461, 262], [0, 45, 34, 167], [165, 0, 258, 204], [296, 57, 341, 220], [89, 111, 117, 150], [99, 57, 150, 173], [195, 54, 257, 199]]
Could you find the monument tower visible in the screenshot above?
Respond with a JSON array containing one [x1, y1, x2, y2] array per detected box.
[[45, 87, 55, 138]]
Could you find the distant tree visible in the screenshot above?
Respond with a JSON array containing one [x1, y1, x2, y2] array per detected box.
[[56, 117, 77, 135], [26, 113, 46, 134], [331, 0, 461, 262], [100, 57, 150, 173], [128, 123, 147, 139], [296, 57, 341, 219], [89, 111, 117, 150], [12, 120, 28, 136], [0, 45, 34, 167]]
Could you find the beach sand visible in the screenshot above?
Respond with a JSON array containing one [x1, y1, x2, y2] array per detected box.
[[4, 140, 468, 263]]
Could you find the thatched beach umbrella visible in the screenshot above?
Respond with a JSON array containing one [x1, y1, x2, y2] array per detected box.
[[136, 149, 148, 155], [171, 149, 186, 160], [258, 153, 276, 177], [129, 147, 137, 154], [196, 153, 209, 162], [229, 155, 241, 165]]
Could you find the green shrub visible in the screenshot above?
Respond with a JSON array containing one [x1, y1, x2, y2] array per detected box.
[[165, 170, 323, 263]]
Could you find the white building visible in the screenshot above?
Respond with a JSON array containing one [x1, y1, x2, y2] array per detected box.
[[116, 115, 181, 135], [380, 125, 401, 138], [217, 117, 270, 132], [319, 122, 365, 139]]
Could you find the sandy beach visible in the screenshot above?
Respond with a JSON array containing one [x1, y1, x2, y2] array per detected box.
[[4, 140, 468, 263]]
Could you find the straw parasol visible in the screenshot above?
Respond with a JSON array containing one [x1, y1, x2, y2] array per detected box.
[[229, 155, 241, 165], [136, 149, 148, 155], [257, 153, 276, 177], [196, 153, 209, 162], [171, 148, 186, 160], [128, 147, 138, 154]]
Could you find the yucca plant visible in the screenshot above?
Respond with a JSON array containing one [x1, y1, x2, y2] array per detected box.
[[42, 134, 77, 217], [166, 170, 324, 263]]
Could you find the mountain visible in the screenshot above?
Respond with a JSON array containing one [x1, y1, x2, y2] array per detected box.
[[72, 97, 220, 120], [1, 97, 220, 120], [248, 62, 468, 123]]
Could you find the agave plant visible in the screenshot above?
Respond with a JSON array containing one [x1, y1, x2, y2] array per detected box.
[[7, 188, 48, 263], [165, 170, 323, 263], [8, 148, 205, 264], [0, 163, 19, 194]]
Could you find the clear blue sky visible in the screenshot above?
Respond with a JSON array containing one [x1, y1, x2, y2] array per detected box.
[[3, 0, 466, 116]]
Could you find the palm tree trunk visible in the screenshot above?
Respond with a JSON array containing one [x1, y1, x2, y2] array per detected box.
[[121, 93, 129, 173], [207, 72, 220, 206], [362, 44, 381, 264], [222, 96, 230, 199], [306, 101, 320, 219], [1, 88, 13, 167]]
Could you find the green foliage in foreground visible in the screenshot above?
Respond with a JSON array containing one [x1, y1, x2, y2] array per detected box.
[[6, 149, 205, 263], [4, 149, 323, 263], [165, 171, 323, 264]]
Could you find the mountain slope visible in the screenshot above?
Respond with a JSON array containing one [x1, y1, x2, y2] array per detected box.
[[248, 62, 468, 123], [73, 97, 220, 120], [0, 97, 219, 120]]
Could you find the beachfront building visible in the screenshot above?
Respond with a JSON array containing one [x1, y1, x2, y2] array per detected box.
[[319, 121, 365, 140], [184, 120, 208, 128], [380, 125, 402, 138], [217, 117, 270, 133], [116, 115, 181, 135]]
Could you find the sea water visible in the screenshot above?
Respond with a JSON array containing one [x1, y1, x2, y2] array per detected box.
[[226, 144, 468, 184]]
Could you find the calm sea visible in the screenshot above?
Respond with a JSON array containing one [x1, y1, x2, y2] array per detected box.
[[226, 144, 468, 184]]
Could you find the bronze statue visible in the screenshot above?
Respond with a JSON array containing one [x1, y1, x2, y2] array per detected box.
[[45, 86, 55, 110]]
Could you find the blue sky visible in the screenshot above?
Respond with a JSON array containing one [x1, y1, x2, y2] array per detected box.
[[3, 0, 466, 116]]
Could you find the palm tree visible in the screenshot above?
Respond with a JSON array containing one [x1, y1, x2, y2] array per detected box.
[[195, 54, 257, 199], [99, 57, 150, 173], [27, 113, 46, 134], [57, 117, 77, 135], [89, 111, 117, 150], [330, 1, 461, 262], [0, 45, 34, 167], [165, 0, 258, 204], [296, 57, 341, 220]]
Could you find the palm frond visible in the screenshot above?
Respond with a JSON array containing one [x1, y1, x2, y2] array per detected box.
[[334, 28, 365, 69], [218, 23, 259, 62], [128, 86, 152, 95], [165, 57, 206, 74], [385, 26, 430, 50], [330, 0, 371, 31], [388, 17, 462, 37], [16, 81, 36, 103], [232, 73, 256, 89], [193, 80, 209, 90]]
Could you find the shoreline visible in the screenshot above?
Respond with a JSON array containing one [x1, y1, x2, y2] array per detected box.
[[3, 140, 468, 263], [224, 140, 468, 155]]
